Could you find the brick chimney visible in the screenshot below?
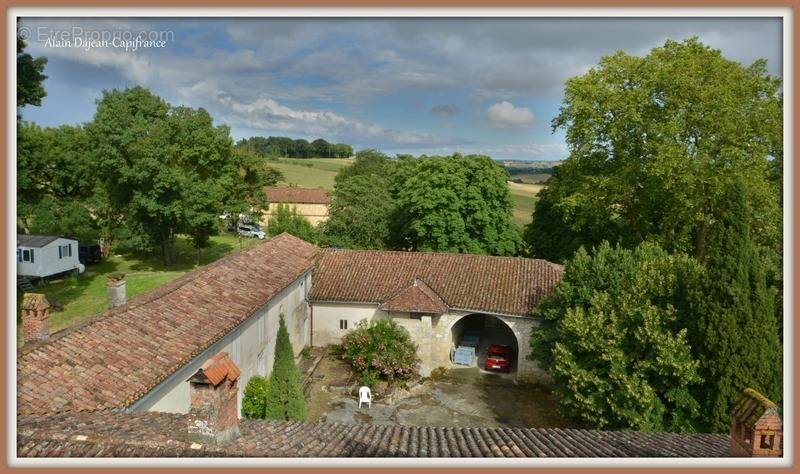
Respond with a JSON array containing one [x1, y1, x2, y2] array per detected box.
[[187, 352, 241, 445], [21, 293, 50, 344], [729, 388, 783, 457], [106, 273, 126, 308]]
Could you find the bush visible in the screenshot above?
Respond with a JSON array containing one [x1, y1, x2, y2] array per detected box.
[[341, 319, 419, 381], [263, 314, 308, 421], [300, 346, 312, 360], [241, 375, 270, 419], [267, 203, 318, 243], [359, 369, 379, 388]]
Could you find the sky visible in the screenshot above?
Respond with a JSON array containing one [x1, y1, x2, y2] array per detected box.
[[19, 17, 782, 161]]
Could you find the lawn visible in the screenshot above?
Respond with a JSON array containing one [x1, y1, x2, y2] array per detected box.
[[268, 157, 353, 190], [17, 234, 261, 338]]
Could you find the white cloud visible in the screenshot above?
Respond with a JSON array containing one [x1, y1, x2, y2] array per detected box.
[[486, 101, 535, 128]]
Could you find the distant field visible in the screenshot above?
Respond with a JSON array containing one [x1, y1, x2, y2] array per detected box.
[[508, 181, 543, 227], [268, 157, 353, 189]]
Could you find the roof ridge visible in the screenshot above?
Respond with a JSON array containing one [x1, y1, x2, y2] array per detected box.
[[320, 246, 557, 265]]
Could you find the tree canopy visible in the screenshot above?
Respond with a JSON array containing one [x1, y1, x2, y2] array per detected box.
[[267, 204, 319, 243], [525, 38, 782, 264], [86, 87, 279, 264], [323, 152, 521, 255], [237, 135, 353, 158], [531, 241, 703, 432]]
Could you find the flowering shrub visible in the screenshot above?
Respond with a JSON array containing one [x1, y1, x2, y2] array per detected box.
[[341, 319, 419, 381]]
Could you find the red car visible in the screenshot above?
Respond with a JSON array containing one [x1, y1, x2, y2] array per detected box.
[[484, 344, 514, 372]]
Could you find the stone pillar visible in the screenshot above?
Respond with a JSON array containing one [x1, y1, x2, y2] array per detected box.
[[106, 273, 126, 309], [21, 293, 50, 344], [187, 352, 241, 445]]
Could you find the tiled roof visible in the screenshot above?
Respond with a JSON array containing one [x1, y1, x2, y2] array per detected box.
[[310, 249, 563, 317], [379, 278, 448, 314], [194, 352, 241, 386], [17, 234, 317, 415], [265, 186, 331, 204], [17, 411, 731, 458]]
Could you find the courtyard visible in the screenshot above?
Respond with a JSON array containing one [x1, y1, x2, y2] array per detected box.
[[304, 350, 575, 429]]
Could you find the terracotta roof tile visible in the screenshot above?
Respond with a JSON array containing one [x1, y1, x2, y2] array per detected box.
[[310, 249, 563, 316], [195, 352, 241, 386], [379, 278, 448, 314], [265, 186, 330, 204], [17, 411, 732, 458], [17, 234, 317, 415]]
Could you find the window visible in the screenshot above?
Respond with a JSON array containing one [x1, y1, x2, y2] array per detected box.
[[17, 249, 21, 262], [59, 244, 72, 259], [22, 249, 32, 262], [760, 434, 775, 450], [339, 319, 348, 330]]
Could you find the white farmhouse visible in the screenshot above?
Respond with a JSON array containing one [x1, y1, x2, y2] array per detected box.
[[16, 235, 85, 279]]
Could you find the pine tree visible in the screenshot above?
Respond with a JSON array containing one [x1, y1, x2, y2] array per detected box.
[[263, 314, 308, 421], [688, 179, 782, 432]]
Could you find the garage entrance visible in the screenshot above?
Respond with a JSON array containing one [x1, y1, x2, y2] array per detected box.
[[449, 313, 519, 374]]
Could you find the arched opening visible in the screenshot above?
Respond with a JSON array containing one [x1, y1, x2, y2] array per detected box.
[[449, 313, 519, 375]]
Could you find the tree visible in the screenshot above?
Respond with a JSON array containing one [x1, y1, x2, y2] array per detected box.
[[267, 204, 319, 243], [526, 38, 782, 263], [341, 319, 420, 381], [17, 22, 47, 108], [17, 122, 107, 241], [87, 87, 248, 264], [531, 241, 703, 432], [322, 150, 395, 249], [263, 314, 308, 421], [685, 180, 782, 433], [394, 154, 520, 255], [241, 375, 271, 419]]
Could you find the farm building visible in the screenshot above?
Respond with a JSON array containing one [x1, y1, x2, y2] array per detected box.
[[262, 186, 330, 226], [16, 235, 85, 279]]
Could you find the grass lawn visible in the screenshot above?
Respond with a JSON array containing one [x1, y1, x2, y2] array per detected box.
[[268, 157, 353, 190], [17, 234, 261, 338]]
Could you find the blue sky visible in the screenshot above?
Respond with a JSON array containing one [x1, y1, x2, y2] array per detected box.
[[19, 17, 782, 161]]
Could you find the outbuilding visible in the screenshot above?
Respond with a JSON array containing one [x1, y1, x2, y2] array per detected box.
[[16, 235, 85, 279]]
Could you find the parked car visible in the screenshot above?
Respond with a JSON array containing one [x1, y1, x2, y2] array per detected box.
[[484, 344, 514, 373], [237, 223, 266, 239]]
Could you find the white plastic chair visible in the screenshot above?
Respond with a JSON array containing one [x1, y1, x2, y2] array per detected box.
[[358, 386, 372, 408]]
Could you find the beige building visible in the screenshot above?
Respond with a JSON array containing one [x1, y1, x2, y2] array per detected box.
[[263, 186, 331, 226], [309, 248, 564, 383]]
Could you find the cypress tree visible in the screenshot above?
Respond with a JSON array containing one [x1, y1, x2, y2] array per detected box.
[[688, 180, 782, 432], [263, 314, 308, 421]]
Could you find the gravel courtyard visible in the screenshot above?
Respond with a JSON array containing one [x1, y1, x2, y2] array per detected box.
[[304, 352, 574, 429]]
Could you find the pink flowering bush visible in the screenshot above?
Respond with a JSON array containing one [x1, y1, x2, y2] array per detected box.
[[341, 319, 419, 381]]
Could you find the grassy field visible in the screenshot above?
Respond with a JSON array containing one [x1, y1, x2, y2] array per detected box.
[[17, 234, 260, 337], [508, 181, 543, 227], [268, 157, 353, 189]]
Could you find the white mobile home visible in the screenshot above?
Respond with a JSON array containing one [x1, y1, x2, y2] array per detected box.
[[17, 235, 85, 279]]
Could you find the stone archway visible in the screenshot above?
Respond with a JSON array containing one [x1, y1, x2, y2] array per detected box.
[[449, 313, 519, 374]]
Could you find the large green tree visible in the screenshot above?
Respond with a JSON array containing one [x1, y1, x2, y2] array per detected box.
[[531, 241, 703, 432], [263, 314, 308, 421], [87, 87, 269, 264], [685, 180, 782, 433], [526, 38, 782, 264], [394, 154, 520, 255], [16, 122, 108, 241], [322, 150, 396, 249]]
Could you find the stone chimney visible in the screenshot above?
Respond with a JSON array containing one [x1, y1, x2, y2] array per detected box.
[[729, 388, 783, 457], [187, 352, 241, 445], [21, 293, 50, 344], [106, 273, 126, 309]]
